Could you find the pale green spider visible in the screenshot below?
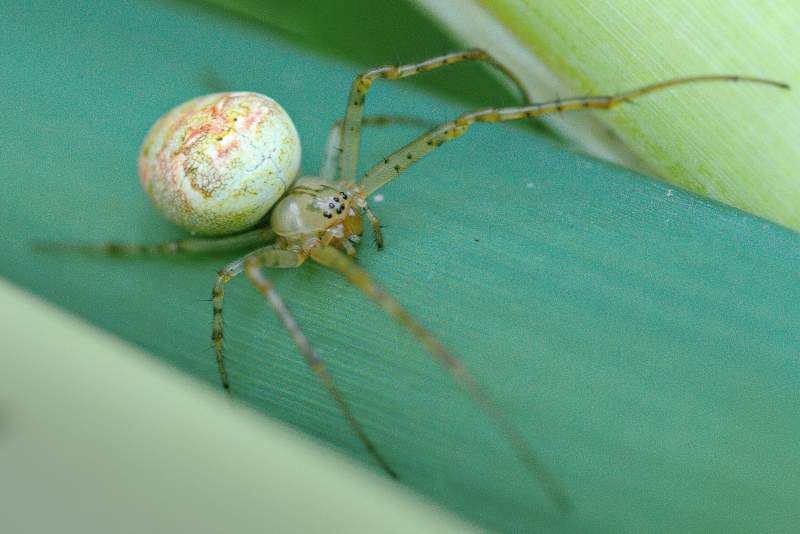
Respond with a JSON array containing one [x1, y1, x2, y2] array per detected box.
[[46, 49, 788, 512]]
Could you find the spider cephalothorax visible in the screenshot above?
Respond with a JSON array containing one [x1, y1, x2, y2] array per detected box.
[[47, 49, 788, 512], [269, 177, 366, 254]]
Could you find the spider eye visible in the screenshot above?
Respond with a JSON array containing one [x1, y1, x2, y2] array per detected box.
[[340, 192, 348, 200], [323, 211, 332, 219]]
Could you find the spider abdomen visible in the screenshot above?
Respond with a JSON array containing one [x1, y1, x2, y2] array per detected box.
[[139, 92, 301, 236]]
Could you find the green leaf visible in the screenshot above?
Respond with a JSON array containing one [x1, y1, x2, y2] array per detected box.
[[415, 0, 800, 230], [2, 1, 798, 532]]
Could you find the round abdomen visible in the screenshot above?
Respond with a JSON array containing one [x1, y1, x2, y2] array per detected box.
[[139, 92, 301, 235]]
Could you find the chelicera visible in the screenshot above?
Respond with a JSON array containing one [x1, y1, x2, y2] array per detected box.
[[50, 49, 788, 511]]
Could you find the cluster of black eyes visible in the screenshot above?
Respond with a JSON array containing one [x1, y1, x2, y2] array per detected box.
[[323, 192, 348, 219]]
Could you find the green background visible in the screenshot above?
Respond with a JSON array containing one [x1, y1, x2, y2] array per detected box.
[[1, 0, 798, 532]]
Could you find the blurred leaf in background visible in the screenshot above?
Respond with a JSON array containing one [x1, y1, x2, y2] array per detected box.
[[412, 0, 800, 231], [185, 0, 529, 109]]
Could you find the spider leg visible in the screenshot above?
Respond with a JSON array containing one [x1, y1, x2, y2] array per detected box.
[[361, 205, 382, 248], [320, 115, 436, 181], [212, 257, 245, 396], [308, 244, 572, 512], [35, 227, 277, 256], [358, 74, 788, 196], [338, 49, 531, 183], [212, 244, 303, 394], [241, 248, 398, 478]]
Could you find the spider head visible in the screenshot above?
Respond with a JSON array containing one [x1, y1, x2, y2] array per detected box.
[[270, 177, 362, 243]]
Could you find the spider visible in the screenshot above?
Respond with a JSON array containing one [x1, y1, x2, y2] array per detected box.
[[46, 49, 788, 512]]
